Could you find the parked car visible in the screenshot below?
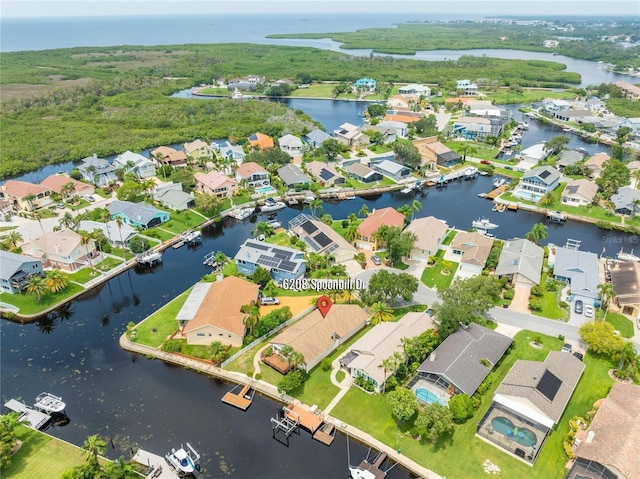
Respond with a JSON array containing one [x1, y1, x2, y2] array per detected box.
[[480, 160, 491, 165], [561, 343, 573, 353], [259, 296, 280, 306], [56, 203, 65, 209], [574, 300, 583, 314], [504, 165, 514, 170], [371, 255, 381, 265], [84, 195, 96, 203], [572, 352, 584, 361], [584, 305, 594, 318]]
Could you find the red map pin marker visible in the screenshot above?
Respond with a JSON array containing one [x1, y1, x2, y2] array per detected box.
[[317, 295, 332, 318]]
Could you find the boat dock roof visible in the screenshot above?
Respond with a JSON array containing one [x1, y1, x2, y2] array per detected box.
[[286, 404, 323, 433], [4, 399, 51, 430], [132, 448, 180, 479]]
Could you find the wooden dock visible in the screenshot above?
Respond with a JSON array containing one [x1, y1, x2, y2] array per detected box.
[[132, 448, 180, 479], [312, 421, 336, 446], [286, 404, 323, 433], [4, 399, 51, 430], [485, 184, 508, 199], [221, 383, 253, 410]]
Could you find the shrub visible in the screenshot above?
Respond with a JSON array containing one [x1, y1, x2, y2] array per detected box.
[[558, 334, 565, 341], [449, 394, 475, 423], [530, 285, 544, 297], [503, 289, 515, 300], [162, 339, 184, 353], [545, 279, 557, 292], [341, 219, 349, 228], [255, 373, 262, 380], [355, 376, 376, 392], [476, 376, 493, 396], [385, 376, 398, 392], [277, 369, 308, 393], [320, 358, 332, 371], [529, 298, 543, 311]]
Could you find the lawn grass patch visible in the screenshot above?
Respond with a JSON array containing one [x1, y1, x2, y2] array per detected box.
[[605, 312, 635, 338], [442, 229, 456, 246], [95, 256, 123, 272], [532, 271, 566, 320], [132, 290, 189, 347], [66, 267, 101, 284], [110, 248, 135, 260], [420, 250, 458, 291], [443, 141, 500, 161], [142, 227, 174, 242], [0, 283, 84, 315]]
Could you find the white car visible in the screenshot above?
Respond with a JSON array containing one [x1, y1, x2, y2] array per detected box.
[[259, 296, 280, 306], [584, 305, 594, 318]]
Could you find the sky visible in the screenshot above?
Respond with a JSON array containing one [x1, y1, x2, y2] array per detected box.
[[2, 0, 639, 18]]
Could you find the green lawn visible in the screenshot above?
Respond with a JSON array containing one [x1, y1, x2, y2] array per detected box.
[[604, 312, 635, 338], [66, 267, 102, 284], [442, 229, 456, 246], [95, 256, 123, 271], [343, 176, 397, 190], [156, 208, 204, 235], [110, 248, 135, 260], [420, 250, 458, 291], [131, 290, 190, 347], [484, 89, 574, 105], [443, 141, 500, 161], [194, 86, 229, 95], [331, 330, 614, 479], [142, 227, 174, 242], [532, 272, 567, 320], [287, 83, 370, 100], [0, 283, 84, 315], [330, 218, 362, 239]]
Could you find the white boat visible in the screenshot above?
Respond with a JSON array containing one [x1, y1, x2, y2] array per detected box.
[[183, 230, 202, 243], [548, 211, 567, 223], [260, 198, 286, 212], [34, 392, 65, 414], [138, 250, 162, 265], [165, 443, 200, 476], [267, 220, 281, 229], [617, 248, 640, 262], [230, 207, 254, 221], [493, 178, 506, 188], [472, 217, 499, 230], [302, 195, 315, 204], [400, 186, 414, 194], [463, 167, 478, 179], [518, 121, 529, 130]]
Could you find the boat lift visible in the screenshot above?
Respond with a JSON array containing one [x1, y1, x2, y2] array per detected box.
[[270, 407, 300, 447]]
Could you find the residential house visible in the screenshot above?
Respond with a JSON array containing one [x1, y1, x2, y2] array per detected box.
[[334, 123, 370, 148], [450, 231, 495, 277], [227, 76, 264, 91], [495, 238, 544, 287], [456, 79, 478, 96], [40, 175, 94, 198], [516, 144, 550, 171], [150, 146, 188, 168], [194, 171, 239, 198], [383, 111, 423, 124], [398, 84, 431, 98], [453, 116, 494, 140], [152, 183, 195, 211], [77, 220, 137, 248], [561, 179, 598, 207], [78, 154, 118, 187], [365, 124, 397, 144], [584, 153, 610, 179], [305, 161, 346, 187], [513, 166, 560, 202], [567, 383, 640, 479], [412, 136, 461, 168], [551, 246, 599, 304], [556, 150, 585, 171], [355, 207, 405, 250], [234, 239, 306, 282], [288, 213, 356, 263], [543, 39, 559, 47], [341, 311, 434, 392], [22, 229, 96, 272], [611, 187, 640, 215], [177, 277, 260, 347], [352, 78, 376, 93], [620, 117, 640, 139], [277, 164, 312, 188], [404, 216, 448, 261], [0, 180, 52, 211], [303, 129, 332, 149], [477, 351, 585, 463], [387, 95, 412, 110], [614, 81, 640, 101], [112, 151, 156, 179], [610, 260, 640, 318], [373, 159, 412, 182], [347, 163, 383, 183], [266, 304, 368, 372], [0, 250, 44, 294], [541, 98, 571, 114], [183, 140, 214, 162], [248, 132, 274, 150], [377, 120, 408, 139], [108, 200, 170, 229], [411, 323, 512, 397], [555, 109, 592, 123], [211, 140, 246, 166], [278, 134, 303, 157], [235, 162, 270, 188]]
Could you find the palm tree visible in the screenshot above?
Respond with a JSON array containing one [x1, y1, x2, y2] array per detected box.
[[358, 203, 369, 218], [242, 304, 260, 336], [82, 434, 107, 466], [23, 193, 37, 211], [4, 230, 23, 250], [538, 192, 555, 208], [62, 181, 76, 200], [459, 142, 478, 163], [92, 228, 106, 262], [632, 198, 640, 219], [107, 455, 135, 479], [378, 356, 395, 393], [411, 199, 422, 221], [345, 222, 359, 244], [597, 283, 616, 321], [115, 216, 125, 260], [45, 268, 69, 293], [78, 230, 95, 273], [280, 345, 305, 370], [0, 411, 29, 445], [32, 210, 45, 234], [369, 301, 394, 325], [59, 212, 76, 230], [253, 221, 275, 239], [307, 198, 323, 218], [615, 342, 640, 380], [525, 223, 548, 245], [85, 165, 98, 185], [25, 274, 47, 302], [398, 204, 412, 221]]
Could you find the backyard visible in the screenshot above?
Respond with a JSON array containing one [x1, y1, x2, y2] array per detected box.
[[0, 283, 84, 315], [420, 249, 458, 290]]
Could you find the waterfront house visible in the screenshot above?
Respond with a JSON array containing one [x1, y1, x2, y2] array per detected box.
[[398, 84, 431, 98], [412, 136, 461, 168], [228, 75, 265, 91], [377, 120, 408, 139], [304, 161, 346, 187], [555, 109, 591, 123], [614, 81, 640, 101], [513, 166, 560, 202], [453, 116, 494, 140], [541, 98, 571, 114], [248, 132, 274, 150], [108, 200, 170, 229], [476, 351, 584, 464], [0, 180, 52, 211], [467, 101, 508, 121], [334, 123, 370, 148], [41, 174, 94, 199], [516, 144, 550, 171], [611, 187, 640, 215], [150, 146, 188, 168], [194, 170, 239, 198], [341, 311, 434, 393], [387, 95, 412, 110], [383, 111, 423, 124], [278, 134, 303, 157], [303, 129, 332, 149], [112, 151, 156, 179], [450, 231, 494, 277], [267, 304, 368, 372], [152, 183, 195, 211], [550, 246, 599, 304], [352, 78, 376, 93], [584, 153, 610, 179], [404, 216, 448, 261], [178, 277, 260, 347], [0, 250, 44, 294], [567, 382, 640, 479], [365, 124, 397, 144], [211, 140, 246, 164], [495, 238, 544, 287], [561, 179, 598, 207], [610, 260, 640, 319], [235, 162, 270, 188], [373, 159, 411, 181], [456, 79, 478, 96], [234, 239, 306, 282], [346, 163, 382, 183], [556, 150, 585, 171], [411, 323, 512, 398], [22, 229, 96, 272], [78, 220, 137, 248], [277, 164, 312, 188], [288, 213, 356, 263], [79, 154, 118, 187], [355, 207, 405, 251], [183, 140, 214, 163]]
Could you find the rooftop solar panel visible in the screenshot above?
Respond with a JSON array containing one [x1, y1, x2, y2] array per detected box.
[[249, 242, 269, 251], [301, 220, 318, 235], [319, 169, 334, 181], [539, 170, 551, 179], [272, 251, 291, 260], [304, 236, 321, 251], [536, 369, 562, 401], [314, 232, 333, 249], [279, 260, 299, 273]]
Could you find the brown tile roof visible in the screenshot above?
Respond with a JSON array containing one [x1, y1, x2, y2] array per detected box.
[[2, 180, 51, 199], [357, 207, 405, 238], [404, 216, 448, 254], [183, 276, 259, 336], [383, 114, 421, 123], [271, 304, 368, 365], [248, 132, 274, 150], [574, 382, 640, 479], [183, 139, 211, 154], [151, 146, 188, 163], [40, 175, 93, 195], [194, 171, 237, 191], [413, 137, 453, 156], [236, 162, 268, 178], [451, 231, 494, 267], [584, 153, 610, 171], [563, 179, 598, 202], [22, 229, 84, 257]]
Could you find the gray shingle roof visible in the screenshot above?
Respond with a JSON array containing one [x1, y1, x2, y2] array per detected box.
[[495, 238, 544, 285], [304, 129, 332, 146], [108, 200, 164, 226], [522, 165, 560, 185], [553, 246, 599, 299], [611, 186, 640, 212], [0, 250, 40, 279], [277, 164, 312, 186]]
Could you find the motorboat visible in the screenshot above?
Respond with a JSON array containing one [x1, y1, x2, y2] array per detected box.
[[166, 443, 200, 476], [400, 186, 414, 194], [34, 392, 66, 414], [183, 229, 202, 244], [267, 220, 281, 229], [463, 166, 478, 180], [472, 217, 499, 230], [230, 207, 254, 221], [547, 211, 567, 223], [493, 178, 506, 188], [617, 248, 640, 262], [138, 250, 162, 265], [302, 195, 316, 204], [260, 198, 286, 213]]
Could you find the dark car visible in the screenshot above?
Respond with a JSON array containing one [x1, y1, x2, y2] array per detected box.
[[572, 352, 584, 361], [561, 343, 573, 353], [574, 299, 584, 314], [371, 255, 381, 265]]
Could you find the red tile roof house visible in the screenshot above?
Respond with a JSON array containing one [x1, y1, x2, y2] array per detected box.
[[40, 174, 95, 198], [0, 180, 53, 211], [248, 132, 274, 150], [194, 171, 239, 198], [355, 207, 405, 251], [21, 229, 97, 272], [235, 162, 270, 188]]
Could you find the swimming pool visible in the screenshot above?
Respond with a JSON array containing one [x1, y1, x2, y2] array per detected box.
[[415, 388, 446, 406], [255, 185, 277, 195], [491, 416, 537, 448]]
